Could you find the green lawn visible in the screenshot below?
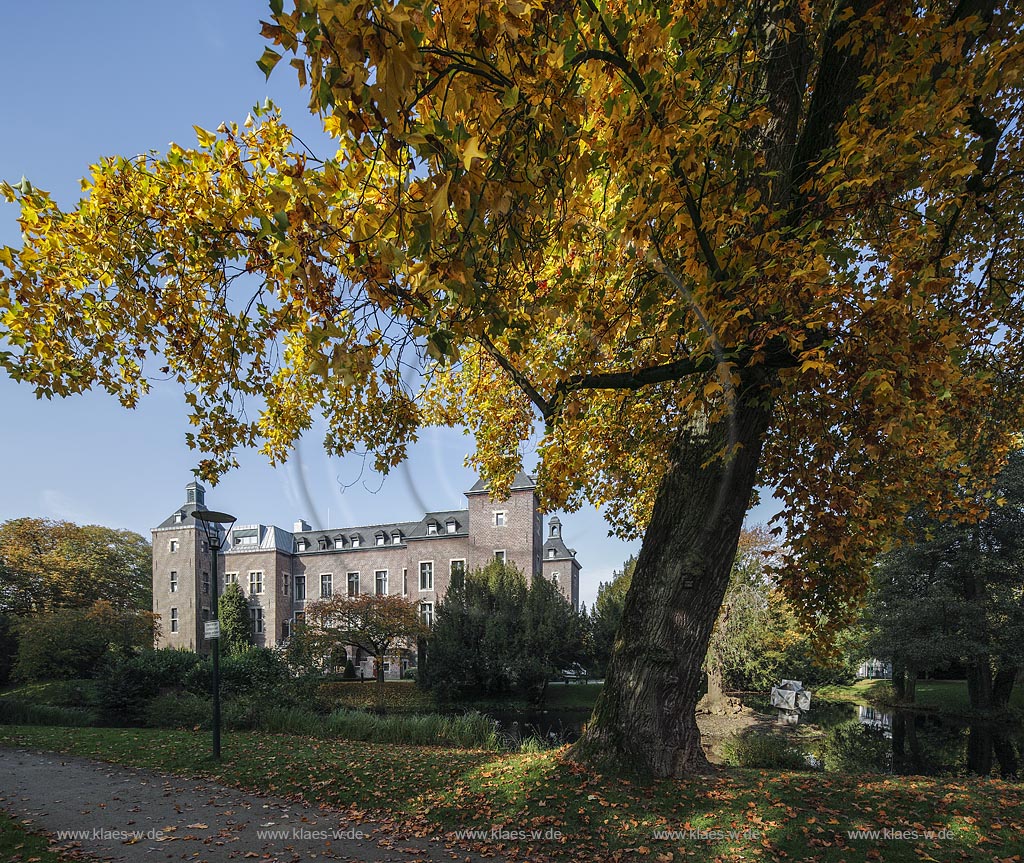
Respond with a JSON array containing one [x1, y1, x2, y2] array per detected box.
[[0, 811, 71, 863], [816, 679, 1024, 714], [1, 725, 1021, 862]]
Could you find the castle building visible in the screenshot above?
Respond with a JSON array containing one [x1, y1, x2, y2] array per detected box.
[[152, 473, 581, 674]]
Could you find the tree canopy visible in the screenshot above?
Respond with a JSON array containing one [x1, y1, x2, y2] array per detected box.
[[0, 518, 151, 615]]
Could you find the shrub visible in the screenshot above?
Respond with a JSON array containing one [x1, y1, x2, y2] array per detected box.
[[0, 696, 95, 727], [183, 647, 288, 698], [720, 732, 808, 769], [343, 659, 356, 680], [13, 602, 154, 682], [95, 648, 202, 724], [143, 693, 210, 730]]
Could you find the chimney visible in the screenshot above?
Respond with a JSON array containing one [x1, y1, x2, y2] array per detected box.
[[294, 519, 311, 532]]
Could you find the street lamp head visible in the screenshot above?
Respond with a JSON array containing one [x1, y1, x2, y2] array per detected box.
[[192, 509, 236, 549]]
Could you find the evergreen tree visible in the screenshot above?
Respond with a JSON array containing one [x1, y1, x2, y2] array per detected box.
[[218, 582, 252, 657]]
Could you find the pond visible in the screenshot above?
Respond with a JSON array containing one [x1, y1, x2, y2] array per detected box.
[[477, 698, 1023, 779], [486, 708, 586, 745], [802, 700, 1023, 778]]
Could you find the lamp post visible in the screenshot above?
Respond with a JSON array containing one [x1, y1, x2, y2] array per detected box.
[[192, 508, 235, 760]]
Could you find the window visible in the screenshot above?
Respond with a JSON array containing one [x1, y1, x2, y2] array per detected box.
[[347, 572, 360, 597], [375, 570, 388, 595], [201, 607, 210, 621], [201, 571, 209, 595], [446, 519, 457, 534], [201, 540, 209, 552], [170, 608, 178, 633], [450, 559, 466, 589], [249, 571, 264, 594], [420, 602, 433, 626], [169, 539, 179, 553], [235, 533, 257, 547], [321, 573, 333, 598], [382, 661, 391, 672], [392, 531, 402, 544], [551, 572, 560, 584], [402, 568, 408, 596], [335, 537, 344, 550], [427, 521, 438, 535], [493, 511, 506, 527], [318, 537, 328, 551], [294, 575, 306, 601], [419, 561, 433, 591], [282, 620, 291, 639], [375, 533, 386, 547], [548, 548, 556, 559], [250, 607, 264, 634], [169, 571, 178, 593], [297, 538, 309, 552], [350, 535, 362, 548], [173, 511, 183, 524], [225, 572, 238, 586], [494, 550, 506, 564], [282, 574, 289, 596]]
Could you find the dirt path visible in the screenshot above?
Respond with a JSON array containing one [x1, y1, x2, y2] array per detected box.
[[0, 747, 483, 863]]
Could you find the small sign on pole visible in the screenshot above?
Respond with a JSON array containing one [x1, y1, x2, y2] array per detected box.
[[204, 620, 221, 639]]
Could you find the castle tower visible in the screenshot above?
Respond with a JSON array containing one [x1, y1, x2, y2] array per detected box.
[[542, 517, 581, 610], [151, 481, 215, 651], [465, 471, 543, 576]]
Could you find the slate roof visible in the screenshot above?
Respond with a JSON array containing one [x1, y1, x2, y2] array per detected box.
[[466, 471, 537, 495], [543, 532, 579, 564], [291, 509, 470, 553]]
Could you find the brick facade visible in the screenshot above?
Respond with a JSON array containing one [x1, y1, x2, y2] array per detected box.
[[153, 474, 582, 671]]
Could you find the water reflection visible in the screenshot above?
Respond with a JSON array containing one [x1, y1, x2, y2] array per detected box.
[[811, 701, 1022, 778]]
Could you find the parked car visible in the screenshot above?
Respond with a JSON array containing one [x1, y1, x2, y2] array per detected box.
[[560, 663, 588, 683]]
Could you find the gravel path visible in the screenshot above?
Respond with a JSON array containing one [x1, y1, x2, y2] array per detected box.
[[0, 746, 485, 862]]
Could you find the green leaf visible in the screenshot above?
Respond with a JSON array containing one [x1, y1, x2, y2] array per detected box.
[[257, 47, 283, 79]]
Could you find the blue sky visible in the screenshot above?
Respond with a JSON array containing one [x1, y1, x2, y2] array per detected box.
[[0, 2, 779, 606]]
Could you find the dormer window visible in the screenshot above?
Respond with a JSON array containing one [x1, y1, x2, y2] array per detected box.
[[297, 538, 309, 552], [446, 519, 457, 534], [427, 522, 438, 536], [548, 548, 556, 559], [391, 531, 402, 544], [350, 534, 362, 548], [335, 537, 344, 550], [173, 511, 184, 524], [375, 532, 386, 546], [318, 537, 329, 551]]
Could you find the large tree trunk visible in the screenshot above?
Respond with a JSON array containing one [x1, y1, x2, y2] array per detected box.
[[967, 656, 994, 710], [992, 665, 1017, 710], [571, 373, 773, 777]]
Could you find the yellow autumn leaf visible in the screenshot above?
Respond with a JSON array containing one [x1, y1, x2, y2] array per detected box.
[[461, 136, 487, 172]]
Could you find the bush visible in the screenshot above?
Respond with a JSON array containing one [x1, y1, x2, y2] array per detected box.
[[13, 602, 154, 682], [95, 648, 203, 724], [720, 732, 808, 769], [0, 696, 95, 727], [402, 667, 417, 681], [183, 647, 288, 698], [343, 659, 356, 680], [143, 692, 210, 730]]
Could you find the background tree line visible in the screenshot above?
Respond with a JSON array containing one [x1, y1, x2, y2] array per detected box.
[[0, 517, 154, 686]]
